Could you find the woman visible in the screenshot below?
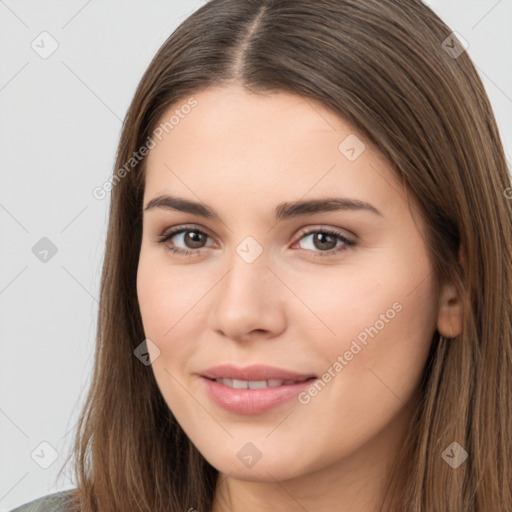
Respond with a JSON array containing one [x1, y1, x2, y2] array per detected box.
[[12, 0, 512, 511]]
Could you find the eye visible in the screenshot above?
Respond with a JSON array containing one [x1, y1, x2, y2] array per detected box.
[[155, 225, 357, 259], [293, 227, 356, 258], [156, 225, 214, 257]]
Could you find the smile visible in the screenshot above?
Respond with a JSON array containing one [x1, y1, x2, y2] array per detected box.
[[212, 377, 313, 389], [201, 376, 317, 415]]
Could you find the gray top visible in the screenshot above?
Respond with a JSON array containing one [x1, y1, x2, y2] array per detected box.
[[9, 489, 76, 512]]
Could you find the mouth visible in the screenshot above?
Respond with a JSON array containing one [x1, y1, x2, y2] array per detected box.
[[204, 376, 315, 389], [200, 363, 317, 383], [199, 366, 318, 415], [199, 364, 318, 414]]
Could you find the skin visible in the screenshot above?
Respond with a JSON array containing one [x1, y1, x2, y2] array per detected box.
[[136, 83, 463, 512]]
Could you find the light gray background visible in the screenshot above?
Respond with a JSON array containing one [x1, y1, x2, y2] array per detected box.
[[0, 1, 511, 510]]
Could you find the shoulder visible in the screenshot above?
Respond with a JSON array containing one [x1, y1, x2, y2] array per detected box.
[[9, 489, 78, 512]]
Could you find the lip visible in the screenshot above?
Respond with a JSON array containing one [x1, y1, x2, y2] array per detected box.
[[200, 364, 316, 381], [199, 364, 317, 415]]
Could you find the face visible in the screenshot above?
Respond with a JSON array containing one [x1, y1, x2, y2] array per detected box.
[[136, 84, 444, 484]]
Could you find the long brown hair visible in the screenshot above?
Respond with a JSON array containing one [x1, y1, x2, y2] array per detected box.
[[57, 1, 512, 510]]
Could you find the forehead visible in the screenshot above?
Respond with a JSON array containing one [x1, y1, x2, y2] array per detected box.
[[146, 84, 358, 163], [143, 85, 409, 222]]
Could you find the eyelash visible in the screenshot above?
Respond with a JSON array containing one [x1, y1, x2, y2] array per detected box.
[[155, 225, 357, 259]]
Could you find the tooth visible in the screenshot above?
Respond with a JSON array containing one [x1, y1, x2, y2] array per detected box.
[[248, 380, 267, 389], [214, 378, 299, 389], [232, 379, 249, 389]]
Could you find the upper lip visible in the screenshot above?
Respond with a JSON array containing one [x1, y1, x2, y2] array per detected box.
[[200, 364, 316, 381]]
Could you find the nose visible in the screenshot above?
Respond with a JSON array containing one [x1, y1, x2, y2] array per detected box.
[[208, 250, 287, 342]]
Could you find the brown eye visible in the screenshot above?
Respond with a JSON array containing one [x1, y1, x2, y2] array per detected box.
[[156, 226, 214, 256], [294, 228, 356, 258], [310, 232, 338, 251], [181, 230, 208, 249]]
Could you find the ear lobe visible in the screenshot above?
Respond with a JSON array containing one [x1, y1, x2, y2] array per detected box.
[[436, 281, 463, 338]]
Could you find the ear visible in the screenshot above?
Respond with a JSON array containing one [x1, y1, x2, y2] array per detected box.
[[436, 245, 464, 338], [436, 281, 463, 338]]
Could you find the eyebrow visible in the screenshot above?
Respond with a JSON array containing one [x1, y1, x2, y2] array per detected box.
[[144, 194, 383, 221]]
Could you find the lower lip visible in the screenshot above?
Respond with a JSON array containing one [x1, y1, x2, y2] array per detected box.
[[200, 376, 316, 415]]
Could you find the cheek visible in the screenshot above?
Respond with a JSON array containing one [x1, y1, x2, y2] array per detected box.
[[136, 249, 210, 338], [136, 249, 225, 397], [136, 252, 204, 411], [137, 259, 170, 338], [291, 250, 438, 394], [277, 258, 437, 464]]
